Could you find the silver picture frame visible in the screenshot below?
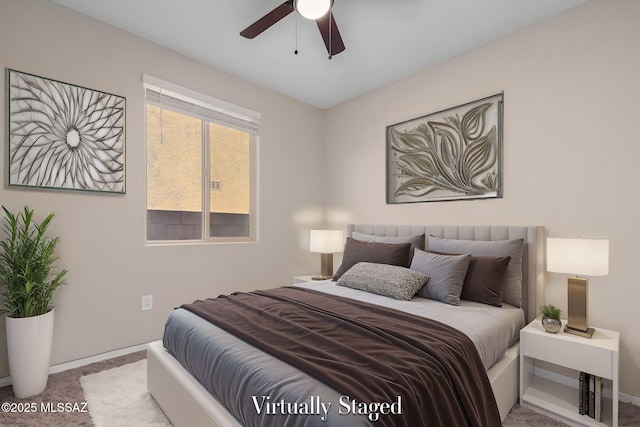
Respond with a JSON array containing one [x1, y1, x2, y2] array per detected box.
[[386, 93, 503, 203], [7, 69, 126, 194]]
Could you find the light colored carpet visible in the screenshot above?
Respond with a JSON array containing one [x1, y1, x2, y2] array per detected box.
[[80, 359, 171, 427], [0, 350, 145, 426]]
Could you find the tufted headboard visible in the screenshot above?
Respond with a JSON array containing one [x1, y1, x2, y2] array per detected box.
[[347, 224, 544, 323]]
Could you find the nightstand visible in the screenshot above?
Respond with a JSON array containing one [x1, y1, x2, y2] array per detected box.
[[520, 318, 619, 426], [293, 275, 317, 284]]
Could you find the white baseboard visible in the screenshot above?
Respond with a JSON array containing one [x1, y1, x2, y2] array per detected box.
[[620, 392, 640, 406], [0, 342, 151, 388]]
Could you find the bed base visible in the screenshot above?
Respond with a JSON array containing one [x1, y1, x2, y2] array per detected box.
[[147, 340, 241, 427], [147, 339, 519, 426]]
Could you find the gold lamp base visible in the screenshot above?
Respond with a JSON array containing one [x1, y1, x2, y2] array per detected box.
[[564, 325, 595, 338], [312, 253, 333, 281], [566, 276, 593, 339]]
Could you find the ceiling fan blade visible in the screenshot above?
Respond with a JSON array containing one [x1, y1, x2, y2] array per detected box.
[[316, 12, 345, 56], [240, 1, 295, 39]]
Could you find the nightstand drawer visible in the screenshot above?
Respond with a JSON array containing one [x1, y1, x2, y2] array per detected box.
[[521, 332, 613, 379]]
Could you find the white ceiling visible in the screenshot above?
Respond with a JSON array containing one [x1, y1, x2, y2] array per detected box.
[[50, 0, 587, 109]]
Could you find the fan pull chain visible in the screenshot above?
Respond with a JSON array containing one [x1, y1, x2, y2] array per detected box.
[[328, 9, 332, 60], [294, 13, 299, 55]]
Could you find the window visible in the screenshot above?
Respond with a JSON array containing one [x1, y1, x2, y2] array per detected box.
[[144, 75, 259, 243]]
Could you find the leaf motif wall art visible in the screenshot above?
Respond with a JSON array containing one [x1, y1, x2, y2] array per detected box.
[[7, 69, 125, 193], [386, 93, 503, 203]]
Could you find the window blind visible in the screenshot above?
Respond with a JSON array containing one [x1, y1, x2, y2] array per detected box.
[[143, 74, 260, 135]]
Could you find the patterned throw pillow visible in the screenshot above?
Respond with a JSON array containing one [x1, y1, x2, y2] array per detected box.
[[337, 262, 429, 301]]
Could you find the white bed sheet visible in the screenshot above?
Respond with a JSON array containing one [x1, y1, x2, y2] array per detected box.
[[295, 280, 525, 369]]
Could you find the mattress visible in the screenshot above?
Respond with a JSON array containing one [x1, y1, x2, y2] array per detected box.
[[163, 281, 524, 426]]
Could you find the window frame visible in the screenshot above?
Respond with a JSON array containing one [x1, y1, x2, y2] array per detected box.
[[143, 75, 259, 245]]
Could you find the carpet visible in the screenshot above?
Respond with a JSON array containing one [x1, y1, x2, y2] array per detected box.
[[0, 350, 146, 427], [80, 359, 171, 427]]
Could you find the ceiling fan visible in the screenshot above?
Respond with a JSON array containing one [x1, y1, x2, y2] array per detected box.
[[240, 0, 345, 58]]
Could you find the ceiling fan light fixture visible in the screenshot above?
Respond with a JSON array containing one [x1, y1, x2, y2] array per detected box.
[[295, 0, 333, 20]]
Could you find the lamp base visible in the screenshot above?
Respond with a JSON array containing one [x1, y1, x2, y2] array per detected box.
[[566, 277, 592, 338], [315, 253, 334, 281], [564, 324, 595, 338]]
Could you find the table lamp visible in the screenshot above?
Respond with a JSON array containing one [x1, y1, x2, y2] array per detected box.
[[546, 237, 609, 338], [309, 230, 344, 280]]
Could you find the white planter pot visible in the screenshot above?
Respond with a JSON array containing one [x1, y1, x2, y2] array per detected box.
[[6, 308, 55, 398]]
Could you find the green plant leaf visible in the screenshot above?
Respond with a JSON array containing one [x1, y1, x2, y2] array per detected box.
[[0, 206, 68, 318], [540, 304, 562, 320]]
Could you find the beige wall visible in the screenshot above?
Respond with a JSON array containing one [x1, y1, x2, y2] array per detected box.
[[324, 0, 640, 398], [0, 0, 324, 375]]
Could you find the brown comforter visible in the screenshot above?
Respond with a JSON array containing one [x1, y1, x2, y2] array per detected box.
[[181, 286, 501, 427]]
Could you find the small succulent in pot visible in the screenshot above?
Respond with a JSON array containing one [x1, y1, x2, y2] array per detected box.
[[540, 304, 562, 333]]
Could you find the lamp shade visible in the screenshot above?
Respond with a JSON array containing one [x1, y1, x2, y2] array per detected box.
[[295, 0, 332, 20], [310, 230, 344, 254], [547, 237, 609, 276]]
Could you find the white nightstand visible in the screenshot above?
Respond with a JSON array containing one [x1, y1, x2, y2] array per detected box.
[[293, 275, 318, 284], [520, 318, 619, 426]]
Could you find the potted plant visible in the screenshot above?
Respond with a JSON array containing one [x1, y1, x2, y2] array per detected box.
[[0, 206, 67, 398], [540, 304, 562, 334]]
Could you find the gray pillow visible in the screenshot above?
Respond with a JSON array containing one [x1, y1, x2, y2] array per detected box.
[[352, 232, 425, 262], [410, 249, 471, 305], [427, 236, 524, 307], [337, 262, 428, 301]]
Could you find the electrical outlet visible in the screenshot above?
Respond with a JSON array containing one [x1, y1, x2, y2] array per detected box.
[[142, 295, 153, 311]]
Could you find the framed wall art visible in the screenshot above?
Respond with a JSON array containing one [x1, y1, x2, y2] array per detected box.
[[7, 69, 126, 193], [386, 93, 503, 203]]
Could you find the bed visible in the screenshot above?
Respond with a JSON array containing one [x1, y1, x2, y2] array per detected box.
[[148, 224, 544, 426]]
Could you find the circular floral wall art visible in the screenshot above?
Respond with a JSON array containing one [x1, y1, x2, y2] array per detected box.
[[7, 69, 125, 193]]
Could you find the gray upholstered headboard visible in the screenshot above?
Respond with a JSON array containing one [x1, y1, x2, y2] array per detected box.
[[347, 224, 544, 323]]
